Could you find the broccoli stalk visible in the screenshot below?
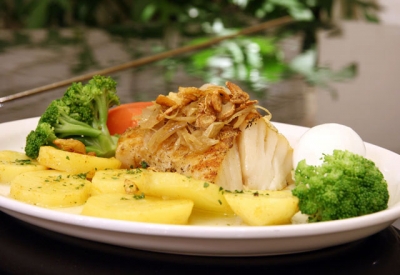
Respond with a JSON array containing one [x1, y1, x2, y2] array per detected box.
[[25, 75, 120, 159], [292, 150, 389, 222]]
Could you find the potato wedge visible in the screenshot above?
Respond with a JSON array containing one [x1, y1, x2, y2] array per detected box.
[[223, 190, 299, 226], [81, 193, 193, 225], [91, 169, 232, 213], [90, 168, 144, 196], [10, 170, 91, 208], [134, 171, 233, 214], [0, 150, 47, 183], [37, 146, 121, 178]]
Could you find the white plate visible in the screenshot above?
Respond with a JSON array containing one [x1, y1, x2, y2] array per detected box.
[[1, 117, 400, 256]]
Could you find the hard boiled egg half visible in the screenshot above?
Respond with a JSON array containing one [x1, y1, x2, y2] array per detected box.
[[292, 123, 366, 168]]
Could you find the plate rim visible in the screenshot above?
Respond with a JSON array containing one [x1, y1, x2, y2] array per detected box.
[[1, 192, 400, 239], [1, 117, 400, 255]]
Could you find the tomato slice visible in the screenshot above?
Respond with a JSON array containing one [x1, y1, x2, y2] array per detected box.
[[107, 102, 153, 135]]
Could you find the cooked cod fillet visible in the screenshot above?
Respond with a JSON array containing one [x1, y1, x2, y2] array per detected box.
[[117, 125, 243, 190], [116, 82, 293, 191], [238, 117, 293, 190]]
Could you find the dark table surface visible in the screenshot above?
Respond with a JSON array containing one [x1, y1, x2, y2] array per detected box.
[[0, 210, 399, 275]]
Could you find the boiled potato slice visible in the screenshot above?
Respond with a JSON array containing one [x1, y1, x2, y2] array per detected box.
[[81, 193, 193, 225], [134, 171, 233, 214], [90, 168, 144, 196], [10, 170, 91, 208], [223, 190, 299, 226], [0, 150, 47, 183], [37, 146, 121, 178]]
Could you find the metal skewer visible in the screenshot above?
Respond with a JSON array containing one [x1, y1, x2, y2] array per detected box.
[[0, 16, 293, 103]]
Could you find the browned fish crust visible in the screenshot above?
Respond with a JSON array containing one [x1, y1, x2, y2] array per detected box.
[[116, 125, 240, 183]]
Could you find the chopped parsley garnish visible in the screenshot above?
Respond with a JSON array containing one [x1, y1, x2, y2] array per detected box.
[[140, 161, 149, 169], [75, 173, 87, 179], [126, 168, 142, 174], [133, 193, 146, 200], [15, 159, 32, 165]]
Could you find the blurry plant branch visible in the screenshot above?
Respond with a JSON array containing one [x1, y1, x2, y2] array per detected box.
[[0, 16, 294, 103]]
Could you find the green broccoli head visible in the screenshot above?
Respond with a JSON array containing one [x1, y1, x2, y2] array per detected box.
[[25, 75, 120, 159], [38, 99, 102, 139], [62, 82, 93, 124], [81, 75, 120, 129], [25, 123, 57, 158], [292, 150, 389, 222], [38, 99, 69, 125]]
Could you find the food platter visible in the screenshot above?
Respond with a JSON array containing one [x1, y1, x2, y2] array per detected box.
[[0, 117, 400, 256]]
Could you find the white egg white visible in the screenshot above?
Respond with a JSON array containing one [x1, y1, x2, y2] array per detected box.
[[292, 123, 366, 168]]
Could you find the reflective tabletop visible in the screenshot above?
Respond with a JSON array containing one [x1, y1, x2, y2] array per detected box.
[[0, 211, 399, 275]]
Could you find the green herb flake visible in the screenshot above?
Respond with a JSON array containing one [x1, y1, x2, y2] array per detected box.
[[75, 183, 85, 190], [15, 159, 32, 165], [140, 161, 149, 169], [74, 173, 87, 179], [133, 193, 146, 200], [127, 168, 142, 174]]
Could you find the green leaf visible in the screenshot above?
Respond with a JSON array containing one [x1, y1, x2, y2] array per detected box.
[[289, 49, 316, 76], [26, 0, 50, 28], [224, 41, 245, 63], [191, 48, 215, 69], [141, 4, 157, 22], [248, 37, 276, 55]]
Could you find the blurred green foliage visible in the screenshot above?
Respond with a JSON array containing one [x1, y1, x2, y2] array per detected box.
[[0, 0, 378, 96], [0, 0, 379, 46]]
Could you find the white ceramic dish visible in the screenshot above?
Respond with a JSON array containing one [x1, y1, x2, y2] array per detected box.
[[0, 117, 399, 256]]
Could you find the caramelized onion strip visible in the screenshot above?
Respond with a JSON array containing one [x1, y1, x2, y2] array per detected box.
[[256, 105, 272, 121], [140, 104, 162, 129], [225, 106, 255, 128], [147, 120, 187, 152]]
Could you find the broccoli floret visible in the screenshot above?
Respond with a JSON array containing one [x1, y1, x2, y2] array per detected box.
[[25, 75, 120, 159], [39, 99, 102, 138], [25, 123, 58, 158], [292, 150, 389, 222], [62, 82, 94, 125]]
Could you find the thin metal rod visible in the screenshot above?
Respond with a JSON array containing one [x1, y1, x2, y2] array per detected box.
[[0, 16, 293, 103]]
